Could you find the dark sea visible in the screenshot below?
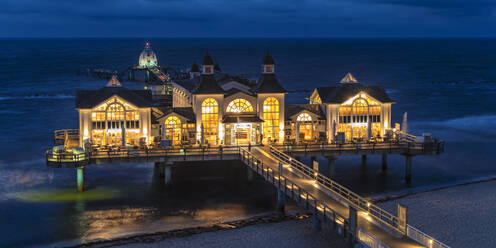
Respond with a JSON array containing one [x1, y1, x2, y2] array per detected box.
[[1, 38, 496, 247]]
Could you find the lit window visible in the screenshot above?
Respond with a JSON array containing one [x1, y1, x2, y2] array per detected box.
[[337, 94, 381, 140], [296, 113, 312, 140], [201, 98, 219, 143], [263, 97, 279, 140], [226, 99, 254, 113], [164, 116, 181, 145]]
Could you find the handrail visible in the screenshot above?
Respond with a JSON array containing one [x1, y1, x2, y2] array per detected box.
[[357, 227, 390, 248], [273, 140, 444, 154], [269, 145, 402, 234], [269, 145, 450, 248], [238, 148, 348, 225], [239, 148, 392, 248], [407, 225, 450, 248]]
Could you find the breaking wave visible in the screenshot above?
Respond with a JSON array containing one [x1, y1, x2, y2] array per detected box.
[[412, 115, 496, 138], [0, 94, 74, 101]]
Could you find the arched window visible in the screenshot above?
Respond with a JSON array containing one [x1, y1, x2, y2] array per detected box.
[[297, 113, 312, 122], [263, 97, 279, 140], [296, 113, 312, 140], [226, 99, 254, 113], [91, 98, 140, 146], [201, 98, 219, 143], [337, 94, 381, 140], [164, 116, 181, 145]]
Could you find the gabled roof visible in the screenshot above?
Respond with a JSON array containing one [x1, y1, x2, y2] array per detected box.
[[262, 52, 275, 65], [190, 62, 200, 72], [191, 74, 225, 94], [156, 107, 196, 122], [75, 87, 153, 109], [285, 104, 325, 120], [315, 83, 394, 104], [214, 60, 221, 72], [251, 73, 286, 94], [202, 52, 214, 65]]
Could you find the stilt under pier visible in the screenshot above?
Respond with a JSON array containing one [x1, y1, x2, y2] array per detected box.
[[326, 156, 338, 178], [77, 167, 85, 192], [277, 187, 285, 212], [247, 167, 254, 183], [404, 155, 413, 184], [361, 155, 367, 167], [313, 214, 321, 231], [155, 162, 172, 186], [382, 153, 388, 172]]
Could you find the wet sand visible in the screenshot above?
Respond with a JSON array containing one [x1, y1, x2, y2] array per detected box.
[[68, 212, 348, 248], [118, 217, 347, 248], [378, 180, 496, 248]]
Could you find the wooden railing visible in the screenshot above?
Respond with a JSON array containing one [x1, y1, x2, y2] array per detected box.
[[238, 149, 350, 231], [269, 146, 403, 234], [54, 129, 79, 145], [46, 149, 88, 167], [239, 148, 393, 248], [269, 145, 450, 248], [273, 140, 444, 155], [407, 225, 450, 248]]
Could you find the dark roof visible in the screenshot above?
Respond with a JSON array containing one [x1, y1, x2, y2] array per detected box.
[[285, 104, 325, 120], [214, 60, 221, 71], [202, 52, 214, 65], [315, 83, 394, 104], [157, 107, 195, 122], [262, 52, 275, 65], [251, 73, 287, 93], [222, 115, 264, 123], [190, 62, 200, 72], [191, 74, 225, 94], [75, 87, 153, 109]]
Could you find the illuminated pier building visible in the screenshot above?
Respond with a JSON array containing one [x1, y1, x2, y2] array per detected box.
[[75, 50, 394, 148]]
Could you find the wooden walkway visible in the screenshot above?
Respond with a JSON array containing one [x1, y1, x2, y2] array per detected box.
[[248, 147, 421, 248], [239, 146, 448, 248]]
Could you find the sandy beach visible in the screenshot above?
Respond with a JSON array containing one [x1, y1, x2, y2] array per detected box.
[[378, 180, 496, 247], [118, 218, 347, 248]]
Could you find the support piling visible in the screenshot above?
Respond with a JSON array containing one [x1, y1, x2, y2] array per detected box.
[[382, 153, 388, 172], [77, 167, 85, 192]]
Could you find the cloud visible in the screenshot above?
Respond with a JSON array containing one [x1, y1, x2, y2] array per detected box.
[[0, 0, 494, 37], [358, 0, 496, 17]]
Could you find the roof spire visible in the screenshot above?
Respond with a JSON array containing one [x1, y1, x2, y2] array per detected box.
[[340, 73, 358, 83], [262, 52, 275, 65], [107, 75, 121, 87]]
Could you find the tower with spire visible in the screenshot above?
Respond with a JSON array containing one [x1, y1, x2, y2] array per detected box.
[[138, 42, 158, 68], [190, 61, 200, 79]]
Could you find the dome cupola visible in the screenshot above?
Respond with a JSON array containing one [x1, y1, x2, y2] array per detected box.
[[138, 42, 158, 68]]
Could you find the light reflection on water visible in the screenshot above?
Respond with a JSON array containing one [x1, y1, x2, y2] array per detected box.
[[1, 161, 279, 247]]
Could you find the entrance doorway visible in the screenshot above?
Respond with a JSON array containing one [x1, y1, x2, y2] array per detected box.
[[235, 128, 250, 145]]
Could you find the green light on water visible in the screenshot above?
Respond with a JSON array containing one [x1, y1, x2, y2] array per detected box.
[[12, 188, 120, 203]]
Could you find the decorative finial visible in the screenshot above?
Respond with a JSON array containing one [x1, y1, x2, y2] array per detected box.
[[340, 73, 358, 83], [107, 75, 121, 87]]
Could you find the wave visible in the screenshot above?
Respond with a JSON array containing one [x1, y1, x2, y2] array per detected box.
[[412, 115, 496, 137], [369, 175, 496, 203], [0, 94, 74, 100]]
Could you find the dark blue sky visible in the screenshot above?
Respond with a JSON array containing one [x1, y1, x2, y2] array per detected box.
[[2, 0, 495, 37]]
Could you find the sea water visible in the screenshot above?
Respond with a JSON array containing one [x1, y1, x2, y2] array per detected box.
[[0, 38, 495, 247]]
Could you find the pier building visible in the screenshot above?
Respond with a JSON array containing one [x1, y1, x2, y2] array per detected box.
[[75, 51, 401, 148]]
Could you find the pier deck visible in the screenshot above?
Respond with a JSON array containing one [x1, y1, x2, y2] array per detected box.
[[46, 140, 444, 168]]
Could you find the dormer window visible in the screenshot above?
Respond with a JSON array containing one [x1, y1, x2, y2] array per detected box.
[[203, 65, 213, 74], [265, 65, 274, 73]]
